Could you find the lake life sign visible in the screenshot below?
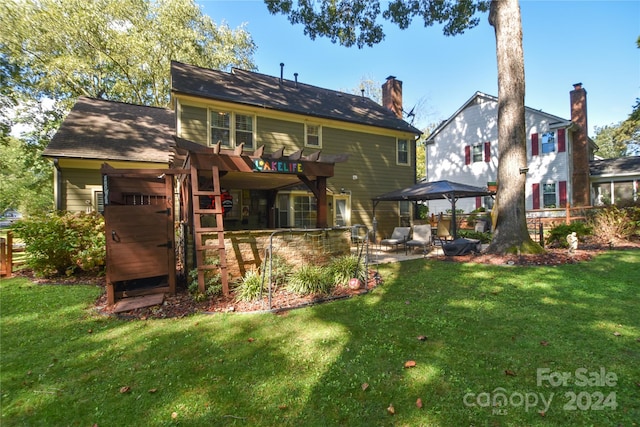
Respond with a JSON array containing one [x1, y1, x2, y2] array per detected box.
[[253, 158, 303, 174]]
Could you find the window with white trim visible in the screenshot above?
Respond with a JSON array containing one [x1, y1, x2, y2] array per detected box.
[[543, 183, 556, 208], [293, 195, 317, 228], [541, 131, 555, 154], [235, 114, 254, 149], [95, 191, 105, 214], [397, 139, 409, 165], [210, 109, 255, 149], [472, 144, 483, 163], [305, 124, 321, 147]]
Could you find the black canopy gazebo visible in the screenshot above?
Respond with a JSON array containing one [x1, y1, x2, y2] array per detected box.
[[372, 179, 494, 240]]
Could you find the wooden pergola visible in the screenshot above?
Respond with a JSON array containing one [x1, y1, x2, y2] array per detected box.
[[173, 137, 347, 296]]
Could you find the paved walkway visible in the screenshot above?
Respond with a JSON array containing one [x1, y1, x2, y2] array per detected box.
[[351, 244, 445, 265]]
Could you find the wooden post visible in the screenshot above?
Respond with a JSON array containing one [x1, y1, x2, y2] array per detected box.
[[6, 231, 13, 278], [0, 237, 6, 277], [565, 203, 571, 225]]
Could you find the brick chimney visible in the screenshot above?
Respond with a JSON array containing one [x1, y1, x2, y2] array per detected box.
[[570, 83, 590, 207], [382, 76, 403, 119]]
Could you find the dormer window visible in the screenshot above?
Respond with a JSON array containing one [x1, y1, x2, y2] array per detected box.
[[305, 124, 321, 147]]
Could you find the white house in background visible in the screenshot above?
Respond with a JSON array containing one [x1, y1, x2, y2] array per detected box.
[[424, 83, 596, 216]]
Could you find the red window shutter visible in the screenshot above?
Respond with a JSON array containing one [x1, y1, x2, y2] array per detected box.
[[532, 183, 540, 210], [531, 133, 539, 156], [484, 141, 491, 162], [476, 196, 481, 209], [464, 145, 471, 165], [559, 181, 567, 207], [557, 128, 566, 152]]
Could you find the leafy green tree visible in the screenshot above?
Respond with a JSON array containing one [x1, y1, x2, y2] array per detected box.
[[1, 0, 257, 107], [267, 0, 539, 254], [0, 0, 257, 214], [593, 98, 640, 158]]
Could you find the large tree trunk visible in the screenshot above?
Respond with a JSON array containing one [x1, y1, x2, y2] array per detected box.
[[487, 0, 542, 254]]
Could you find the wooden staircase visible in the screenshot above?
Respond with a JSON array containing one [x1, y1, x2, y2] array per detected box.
[[190, 164, 229, 295]]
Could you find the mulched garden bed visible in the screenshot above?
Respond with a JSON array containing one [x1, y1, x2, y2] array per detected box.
[[15, 238, 639, 319]]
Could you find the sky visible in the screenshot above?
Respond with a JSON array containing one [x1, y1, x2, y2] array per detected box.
[[196, 0, 640, 134]]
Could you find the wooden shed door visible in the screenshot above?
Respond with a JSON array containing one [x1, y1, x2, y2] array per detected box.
[[105, 204, 172, 282], [102, 169, 176, 305]]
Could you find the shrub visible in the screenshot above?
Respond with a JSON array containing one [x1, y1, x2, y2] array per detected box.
[[12, 211, 105, 277], [588, 205, 638, 243], [262, 254, 292, 289], [328, 254, 366, 286], [545, 221, 592, 248], [287, 264, 333, 295], [457, 230, 492, 244], [234, 269, 265, 302], [188, 256, 223, 301], [465, 207, 490, 227]]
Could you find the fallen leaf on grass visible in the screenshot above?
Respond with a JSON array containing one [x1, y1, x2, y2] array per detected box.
[[613, 332, 622, 337], [387, 404, 395, 415], [404, 360, 417, 368], [361, 383, 369, 391], [278, 404, 287, 410], [248, 337, 255, 342], [505, 369, 517, 376], [540, 340, 549, 346], [417, 335, 427, 341], [171, 412, 178, 419], [416, 398, 423, 409], [148, 388, 158, 393], [119, 386, 131, 394]]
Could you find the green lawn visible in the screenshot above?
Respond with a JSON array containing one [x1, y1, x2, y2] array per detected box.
[[1, 250, 639, 426]]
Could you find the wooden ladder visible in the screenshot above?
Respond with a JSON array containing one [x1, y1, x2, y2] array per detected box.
[[190, 164, 229, 295]]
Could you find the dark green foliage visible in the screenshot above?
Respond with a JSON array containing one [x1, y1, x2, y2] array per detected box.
[[12, 211, 105, 277], [287, 264, 333, 295], [263, 254, 293, 288], [188, 260, 222, 301], [545, 221, 592, 248], [457, 229, 492, 243], [465, 207, 490, 227], [266, 0, 489, 49], [234, 269, 264, 302], [327, 254, 366, 286]]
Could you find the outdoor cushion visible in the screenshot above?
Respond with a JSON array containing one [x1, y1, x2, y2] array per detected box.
[[406, 224, 433, 255], [380, 227, 410, 252]]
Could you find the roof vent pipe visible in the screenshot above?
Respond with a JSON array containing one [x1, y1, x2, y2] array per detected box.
[[280, 63, 284, 84], [294, 72, 298, 88]]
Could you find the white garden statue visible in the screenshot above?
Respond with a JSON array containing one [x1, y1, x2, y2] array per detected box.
[[566, 232, 578, 255]]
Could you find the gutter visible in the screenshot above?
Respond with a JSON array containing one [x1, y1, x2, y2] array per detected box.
[[53, 158, 62, 211]]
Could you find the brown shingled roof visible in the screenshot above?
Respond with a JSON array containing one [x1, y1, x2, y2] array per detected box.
[[43, 97, 175, 163], [170, 61, 422, 135]]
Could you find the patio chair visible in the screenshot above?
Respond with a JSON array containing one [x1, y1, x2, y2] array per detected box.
[[380, 226, 410, 252], [351, 224, 367, 245], [405, 224, 433, 256], [435, 219, 453, 246]]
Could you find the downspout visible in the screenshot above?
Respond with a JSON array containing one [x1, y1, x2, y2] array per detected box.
[[53, 159, 62, 211]]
